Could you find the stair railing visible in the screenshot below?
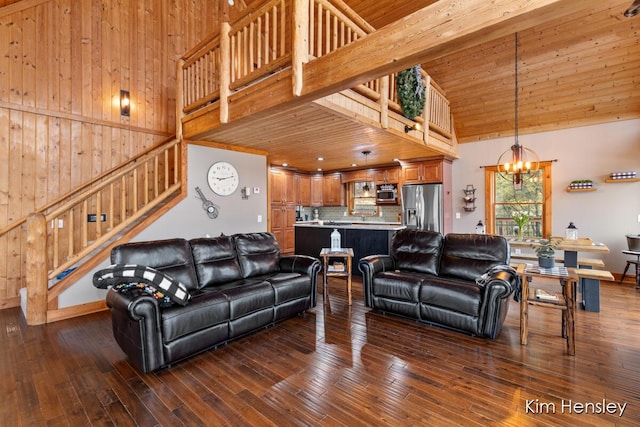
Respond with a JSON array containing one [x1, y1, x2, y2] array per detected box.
[[178, 0, 454, 139], [24, 138, 183, 325]]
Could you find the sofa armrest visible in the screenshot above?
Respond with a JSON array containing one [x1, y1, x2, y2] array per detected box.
[[358, 255, 395, 308], [105, 289, 165, 373], [476, 265, 520, 338], [279, 255, 321, 277], [280, 255, 322, 307]]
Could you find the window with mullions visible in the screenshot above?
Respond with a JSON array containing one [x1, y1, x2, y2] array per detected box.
[[484, 161, 552, 239]]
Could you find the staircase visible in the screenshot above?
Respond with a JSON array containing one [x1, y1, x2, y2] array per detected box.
[[0, 137, 185, 325]]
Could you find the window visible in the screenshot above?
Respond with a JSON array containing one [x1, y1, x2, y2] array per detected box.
[[484, 161, 552, 238], [349, 181, 378, 216]]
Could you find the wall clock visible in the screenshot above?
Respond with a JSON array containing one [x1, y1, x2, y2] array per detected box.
[[207, 161, 239, 196]]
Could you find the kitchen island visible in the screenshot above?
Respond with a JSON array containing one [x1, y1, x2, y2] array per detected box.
[[294, 221, 405, 276]]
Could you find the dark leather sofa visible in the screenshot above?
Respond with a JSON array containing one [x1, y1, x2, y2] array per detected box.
[[96, 232, 321, 373], [358, 229, 518, 339]]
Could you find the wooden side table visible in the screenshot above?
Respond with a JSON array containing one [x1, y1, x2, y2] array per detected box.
[[319, 248, 354, 305], [517, 264, 578, 356]]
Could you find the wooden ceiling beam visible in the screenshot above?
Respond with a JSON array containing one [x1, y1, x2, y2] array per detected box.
[[300, 0, 607, 101]]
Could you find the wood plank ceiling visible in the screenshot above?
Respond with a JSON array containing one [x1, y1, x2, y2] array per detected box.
[[215, 0, 640, 172], [6, 0, 636, 172]]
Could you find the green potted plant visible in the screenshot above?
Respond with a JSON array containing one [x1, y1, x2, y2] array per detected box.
[[532, 238, 561, 268]]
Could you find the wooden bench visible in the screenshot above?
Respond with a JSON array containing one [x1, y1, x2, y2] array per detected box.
[[510, 254, 605, 269], [572, 268, 614, 282]]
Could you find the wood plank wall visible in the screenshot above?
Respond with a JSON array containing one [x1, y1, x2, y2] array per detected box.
[[0, 0, 219, 309]]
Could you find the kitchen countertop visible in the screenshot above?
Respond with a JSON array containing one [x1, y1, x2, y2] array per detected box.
[[295, 221, 405, 231]]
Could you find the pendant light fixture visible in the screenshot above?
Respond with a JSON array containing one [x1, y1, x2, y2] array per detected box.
[[496, 33, 539, 190], [362, 151, 371, 194]]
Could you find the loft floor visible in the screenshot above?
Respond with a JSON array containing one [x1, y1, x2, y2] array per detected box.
[[2, 278, 639, 425]]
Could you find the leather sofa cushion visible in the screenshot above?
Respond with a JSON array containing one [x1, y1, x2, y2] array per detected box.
[[439, 234, 509, 281], [265, 273, 311, 305], [372, 271, 426, 302], [190, 236, 243, 289], [110, 238, 199, 292], [390, 229, 443, 275], [419, 277, 482, 317], [219, 281, 275, 320], [235, 233, 281, 278], [160, 290, 229, 343]]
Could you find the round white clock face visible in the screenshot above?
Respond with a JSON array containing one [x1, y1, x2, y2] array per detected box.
[[207, 161, 239, 196]]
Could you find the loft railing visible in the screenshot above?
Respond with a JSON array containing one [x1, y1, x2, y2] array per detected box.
[[23, 138, 183, 325], [179, 0, 453, 140]]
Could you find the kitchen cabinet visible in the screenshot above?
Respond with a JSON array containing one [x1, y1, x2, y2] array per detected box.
[[341, 169, 374, 183], [295, 225, 394, 276], [323, 173, 344, 206], [270, 204, 296, 254], [374, 167, 400, 184], [269, 168, 296, 204], [295, 174, 311, 205], [402, 160, 442, 183], [269, 168, 297, 254], [310, 174, 324, 206]]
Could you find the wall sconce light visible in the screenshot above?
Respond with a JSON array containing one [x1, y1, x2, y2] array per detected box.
[[120, 90, 130, 116], [404, 123, 422, 133]]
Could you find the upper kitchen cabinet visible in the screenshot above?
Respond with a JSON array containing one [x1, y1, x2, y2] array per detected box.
[[402, 160, 443, 184], [323, 173, 344, 206], [295, 174, 311, 206], [374, 167, 400, 184], [270, 168, 296, 205], [310, 174, 324, 206]]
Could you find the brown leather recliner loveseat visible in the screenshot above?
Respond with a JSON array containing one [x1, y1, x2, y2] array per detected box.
[[358, 229, 519, 339]]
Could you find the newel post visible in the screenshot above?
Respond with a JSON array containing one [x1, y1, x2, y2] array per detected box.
[[292, 0, 309, 96], [220, 22, 231, 123], [26, 212, 48, 325]]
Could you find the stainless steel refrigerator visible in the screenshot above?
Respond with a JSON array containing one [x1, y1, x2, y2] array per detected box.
[[401, 183, 443, 232]]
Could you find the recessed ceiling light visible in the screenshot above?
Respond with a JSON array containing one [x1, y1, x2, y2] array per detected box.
[[317, 157, 324, 161], [351, 163, 357, 167], [282, 163, 288, 167], [317, 168, 322, 171]]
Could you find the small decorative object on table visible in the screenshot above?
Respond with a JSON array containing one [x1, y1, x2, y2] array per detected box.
[[532, 238, 561, 268], [475, 220, 485, 234], [565, 222, 578, 240], [330, 228, 341, 251], [512, 211, 531, 240]]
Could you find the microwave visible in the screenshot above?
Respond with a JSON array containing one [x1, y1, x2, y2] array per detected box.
[[376, 184, 398, 204]]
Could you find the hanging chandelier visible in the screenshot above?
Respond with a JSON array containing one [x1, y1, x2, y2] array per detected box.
[[496, 33, 539, 189]]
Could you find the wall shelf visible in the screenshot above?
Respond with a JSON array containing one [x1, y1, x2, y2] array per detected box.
[[605, 178, 640, 183], [463, 185, 476, 212], [566, 187, 596, 193]]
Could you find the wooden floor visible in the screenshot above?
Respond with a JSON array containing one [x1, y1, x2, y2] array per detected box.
[[2, 277, 640, 426]]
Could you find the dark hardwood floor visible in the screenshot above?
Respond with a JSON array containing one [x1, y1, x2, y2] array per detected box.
[[2, 277, 640, 426]]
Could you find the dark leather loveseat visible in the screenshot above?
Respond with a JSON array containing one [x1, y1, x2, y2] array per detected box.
[[94, 232, 321, 373], [358, 229, 518, 339]]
